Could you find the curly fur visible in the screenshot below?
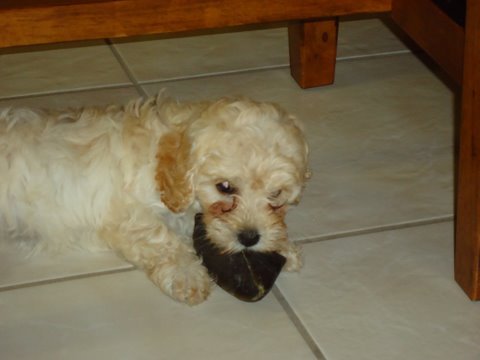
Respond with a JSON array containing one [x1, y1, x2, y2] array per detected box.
[[0, 94, 310, 305]]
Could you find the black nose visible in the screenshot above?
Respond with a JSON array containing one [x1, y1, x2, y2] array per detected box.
[[237, 229, 261, 247]]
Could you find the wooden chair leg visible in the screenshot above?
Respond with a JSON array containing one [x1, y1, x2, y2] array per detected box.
[[455, 0, 480, 301], [288, 18, 338, 89]]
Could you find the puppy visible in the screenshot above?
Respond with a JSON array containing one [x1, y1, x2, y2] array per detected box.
[[0, 94, 310, 305]]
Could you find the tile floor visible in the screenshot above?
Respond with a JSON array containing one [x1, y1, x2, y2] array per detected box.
[[0, 16, 479, 360]]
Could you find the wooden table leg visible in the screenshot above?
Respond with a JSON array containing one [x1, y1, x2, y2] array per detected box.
[[288, 18, 339, 89], [455, 0, 480, 300]]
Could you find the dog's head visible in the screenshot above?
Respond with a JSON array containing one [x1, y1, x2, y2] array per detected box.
[[156, 97, 310, 254]]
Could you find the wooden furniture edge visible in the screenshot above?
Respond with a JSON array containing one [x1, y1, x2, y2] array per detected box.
[[391, 0, 465, 84], [0, 0, 391, 49], [455, 0, 480, 301]]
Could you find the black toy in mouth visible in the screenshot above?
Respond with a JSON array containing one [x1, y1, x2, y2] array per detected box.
[[193, 213, 286, 302]]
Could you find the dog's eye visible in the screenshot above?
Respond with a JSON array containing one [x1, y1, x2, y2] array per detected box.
[[269, 189, 282, 199], [216, 181, 236, 195]]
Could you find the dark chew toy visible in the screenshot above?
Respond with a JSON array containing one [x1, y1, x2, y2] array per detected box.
[[193, 213, 286, 302]]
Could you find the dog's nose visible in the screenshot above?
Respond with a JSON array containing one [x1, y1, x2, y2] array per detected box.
[[237, 229, 260, 247]]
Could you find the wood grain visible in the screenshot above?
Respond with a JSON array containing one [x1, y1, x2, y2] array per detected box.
[[288, 18, 338, 89], [0, 0, 391, 48], [392, 0, 465, 84], [455, 0, 480, 301]]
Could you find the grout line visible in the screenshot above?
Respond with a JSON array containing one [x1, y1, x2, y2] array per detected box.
[[272, 214, 452, 359], [0, 216, 453, 292], [106, 39, 148, 98], [336, 49, 412, 62], [131, 50, 413, 87], [0, 84, 135, 102], [136, 63, 291, 86], [272, 286, 327, 360], [0, 49, 413, 102], [0, 266, 136, 292], [295, 214, 454, 245]]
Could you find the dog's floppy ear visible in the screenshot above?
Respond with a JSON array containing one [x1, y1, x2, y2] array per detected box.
[[155, 128, 194, 213]]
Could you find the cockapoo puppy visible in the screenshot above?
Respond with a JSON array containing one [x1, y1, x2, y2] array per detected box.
[[0, 94, 310, 305]]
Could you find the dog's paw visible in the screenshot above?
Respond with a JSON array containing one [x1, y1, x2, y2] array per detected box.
[[280, 243, 303, 272], [149, 258, 212, 306]]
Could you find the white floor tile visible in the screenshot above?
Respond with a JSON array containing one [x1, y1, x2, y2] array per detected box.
[[0, 270, 316, 360], [277, 222, 480, 360], [0, 244, 131, 290], [113, 27, 289, 82], [113, 17, 408, 83], [0, 42, 131, 98], [0, 87, 140, 109], [337, 16, 409, 59]]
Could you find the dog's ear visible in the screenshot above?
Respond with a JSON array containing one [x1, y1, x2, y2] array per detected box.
[[155, 129, 194, 213]]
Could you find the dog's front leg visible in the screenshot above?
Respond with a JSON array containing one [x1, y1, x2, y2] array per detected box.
[[99, 209, 212, 305]]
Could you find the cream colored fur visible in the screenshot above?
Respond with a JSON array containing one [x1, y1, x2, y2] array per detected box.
[[0, 94, 310, 305]]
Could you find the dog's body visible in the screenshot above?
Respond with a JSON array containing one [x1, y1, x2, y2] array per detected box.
[[0, 95, 309, 304]]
